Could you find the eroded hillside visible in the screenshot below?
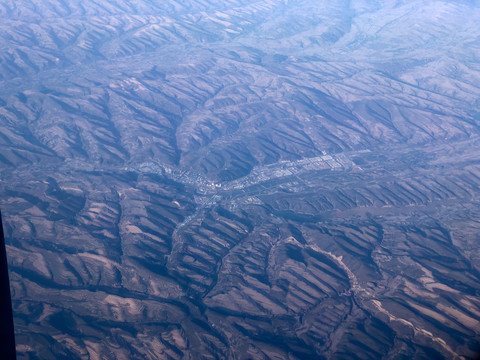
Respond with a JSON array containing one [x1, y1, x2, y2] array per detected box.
[[1, 0, 480, 359]]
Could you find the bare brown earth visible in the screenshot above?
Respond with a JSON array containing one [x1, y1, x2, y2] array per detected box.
[[1, 0, 480, 359]]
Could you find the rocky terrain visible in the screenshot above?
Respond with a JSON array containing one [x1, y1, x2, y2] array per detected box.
[[1, 0, 480, 359]]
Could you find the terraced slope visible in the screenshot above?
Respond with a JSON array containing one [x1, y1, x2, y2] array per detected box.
[[1, 0, 480, 359]]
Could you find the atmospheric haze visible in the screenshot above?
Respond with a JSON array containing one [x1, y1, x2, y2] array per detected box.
[[1, 0, 480, 359]]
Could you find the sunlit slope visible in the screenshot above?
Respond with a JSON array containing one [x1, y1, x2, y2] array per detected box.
[[1, 0, 480, 359]]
